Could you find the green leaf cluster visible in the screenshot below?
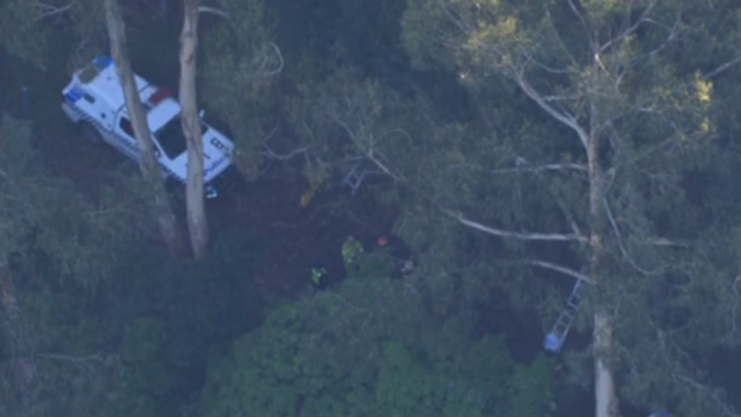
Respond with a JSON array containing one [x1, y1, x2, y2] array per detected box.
[[201, 276, 560, 417]]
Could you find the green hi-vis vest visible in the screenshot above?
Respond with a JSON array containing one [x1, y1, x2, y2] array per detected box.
[[342, 240, 364, 265], [312, 268, 327, 285]]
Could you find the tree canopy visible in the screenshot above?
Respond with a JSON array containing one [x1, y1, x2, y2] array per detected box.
[[201, 261, 561, 417], [3, 0, 741, 416]]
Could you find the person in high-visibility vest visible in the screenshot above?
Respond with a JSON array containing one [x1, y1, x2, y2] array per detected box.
[[341, 236, 364, 271], [311, 267, 327, 286]]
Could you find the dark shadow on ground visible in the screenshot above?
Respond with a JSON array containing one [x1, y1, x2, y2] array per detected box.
[[207, 168, 398, 299]]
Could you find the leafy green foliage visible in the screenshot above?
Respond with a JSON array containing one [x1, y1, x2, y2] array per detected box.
[[0, 115, 151, 287], [201, 271, 559, 417], [285, 67, 414, 193], [394, 0, 741, 414], [349, 247, 397, 280], [5, 1, 741, 416], [199, 0, 279, 179], [1, 230, 262, 417], [0, 0, 50, 67], [0, 0, 107, 70], [101, 236, 262, 417]]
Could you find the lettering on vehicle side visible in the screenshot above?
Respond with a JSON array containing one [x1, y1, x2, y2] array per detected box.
[[210, 137, 226, 150], [204, 155, 228, 177]]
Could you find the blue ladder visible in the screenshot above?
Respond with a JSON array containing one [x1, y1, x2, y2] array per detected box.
[[340, 161, 372, 196], [544, 278, 585, 353]]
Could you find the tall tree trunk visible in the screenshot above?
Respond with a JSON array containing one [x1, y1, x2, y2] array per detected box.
[[179, 0, 209, 260], [588, 105, 619, 417], [104, 0, 180, 254]]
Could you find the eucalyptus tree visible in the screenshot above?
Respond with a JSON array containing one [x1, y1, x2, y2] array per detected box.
[[179, 0, 208, 259], [104, 0, 181, 255], [198, 0, 283, 180], [397, 0, 741, 416]]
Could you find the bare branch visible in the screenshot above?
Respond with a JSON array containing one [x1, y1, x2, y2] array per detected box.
[[262, 145, 310, 160], [236, 43, 284, 81], [603, 196, 655, 276], [566, 0, 588, 31], [651, 322, 741, 417], [198, 5, 229, 18], [731, 275, 740, 334], [375, 128, 413, 148], [629, 15, 683, 65], [490, 162, 587, 175], [258, 123, 310, 160], [531, 259, 592, 283], [597, 0, 657, 56], [672, 373, 740, 417], [35, 352, 112, 381], [36, 352, 103, 362], [261, 43, 284, 77], [702, 56, 741, 81], [517, 78, 590, 150], [446, 209, 589, 243], [328, 114, 407, 183], [541, 93, 583, 102], [34, 1, 74, 22], [520, 45, 572, 75], [647, 237, 689, 248], [548, 185, 584, 238], [543, 6, 581, 69]]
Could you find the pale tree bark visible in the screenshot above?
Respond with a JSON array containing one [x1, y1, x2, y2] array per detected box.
[[587, 101, 617, 417], [508, 71, 621, 417], [458, 78, 617, 417], [179, 0, 209, 260], [104, 0, 181, 255]]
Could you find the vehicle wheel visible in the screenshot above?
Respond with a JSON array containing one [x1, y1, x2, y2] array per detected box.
[[79, 122, 102, 144]]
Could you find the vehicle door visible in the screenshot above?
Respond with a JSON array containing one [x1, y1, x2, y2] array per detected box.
[[151, 139, 174, 179], [118, 114, 174, 178], [115, 115, 142, 163]]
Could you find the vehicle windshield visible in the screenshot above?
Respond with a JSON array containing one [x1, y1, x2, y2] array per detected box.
[[154, 115, 210, 160]]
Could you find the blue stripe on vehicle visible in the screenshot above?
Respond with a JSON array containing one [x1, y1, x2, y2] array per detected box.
[[65, 86, 87, 103], [64, 93, 81, 103], [93, 55, 113, 69]]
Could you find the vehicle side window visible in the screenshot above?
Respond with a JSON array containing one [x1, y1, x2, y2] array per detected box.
[[119, 117, 134, 138]]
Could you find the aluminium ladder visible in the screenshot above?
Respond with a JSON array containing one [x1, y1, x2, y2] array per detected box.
[[544, 278, 585, 353], [340, 160, 373, 196]]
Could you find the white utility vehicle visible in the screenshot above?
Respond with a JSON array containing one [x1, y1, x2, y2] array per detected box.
[[61, 55, 238, 198]]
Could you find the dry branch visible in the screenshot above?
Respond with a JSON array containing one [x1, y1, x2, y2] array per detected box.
[[531, 259, 592, 283], [446, 209, 589, 243]]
